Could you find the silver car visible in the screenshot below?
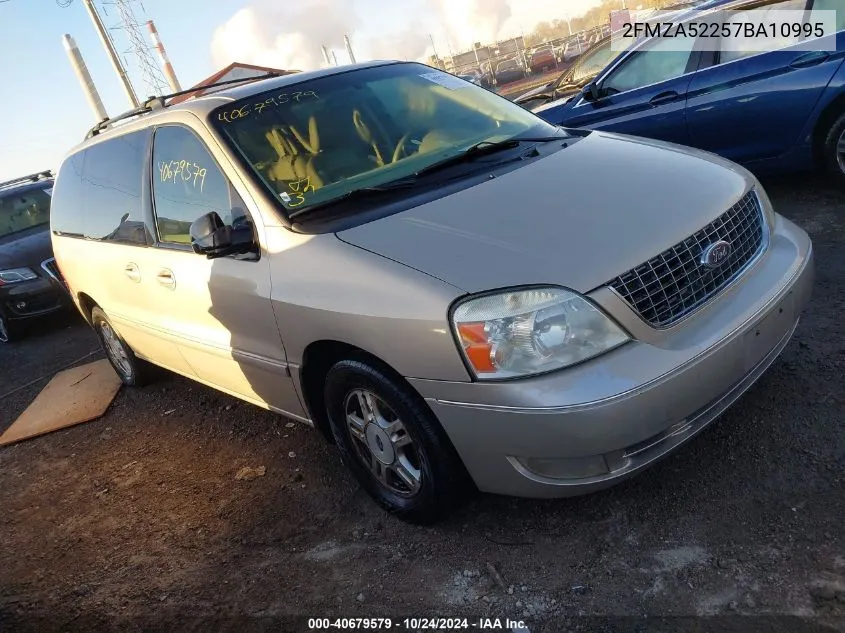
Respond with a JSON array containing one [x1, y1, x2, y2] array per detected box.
[[50, 61, 813, 523]]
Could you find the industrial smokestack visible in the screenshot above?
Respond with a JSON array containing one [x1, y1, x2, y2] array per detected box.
[[146, 20, 181, 92], [343, 34, 356, 64], [321, 45, 332, 66], [62, 34, 108, 122]]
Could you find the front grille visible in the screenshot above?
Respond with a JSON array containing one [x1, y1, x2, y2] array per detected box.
[[608, 191, 766, 328], [41, 257, 68, 291]]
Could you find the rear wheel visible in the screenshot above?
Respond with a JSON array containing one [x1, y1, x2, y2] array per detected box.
[[822, 111, 845, 184], [91, 306, 153, 387], [324, 359, 471, 524]]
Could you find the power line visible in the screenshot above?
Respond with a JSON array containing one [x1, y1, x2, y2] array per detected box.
[[103, 0, 170, 97], [57, 0, 170, 99]]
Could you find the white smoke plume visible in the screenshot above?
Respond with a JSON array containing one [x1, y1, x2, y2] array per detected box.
[[211, 0, 514, 72]]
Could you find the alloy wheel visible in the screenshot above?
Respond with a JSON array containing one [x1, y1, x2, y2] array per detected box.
[[343, 388, 422, 496], [837, 128, 845, 175], [100, 321, 132, 377]]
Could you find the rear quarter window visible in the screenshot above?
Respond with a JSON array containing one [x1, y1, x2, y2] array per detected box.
[[51, 152, 86, 237], [51, 129, 152, 245]]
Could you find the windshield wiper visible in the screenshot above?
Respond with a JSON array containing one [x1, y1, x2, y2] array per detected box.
[[288, 136, 567, 218], [406, 136, 568, 180]]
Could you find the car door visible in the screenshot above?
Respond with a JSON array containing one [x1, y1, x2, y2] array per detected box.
[[559, 34, 701, 145], [686, 0, 845, 163], [63, 129, 196, 377], [148, 123, 305, 418]]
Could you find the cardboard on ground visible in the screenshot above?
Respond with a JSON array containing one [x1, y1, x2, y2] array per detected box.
[[0, 359, 121, 446]]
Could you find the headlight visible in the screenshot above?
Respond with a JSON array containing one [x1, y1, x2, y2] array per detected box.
[[452, 287, 630, 380], [0, 267, 38, 286]]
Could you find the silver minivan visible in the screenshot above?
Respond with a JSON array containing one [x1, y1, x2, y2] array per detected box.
[[51, 61, 813, 523]]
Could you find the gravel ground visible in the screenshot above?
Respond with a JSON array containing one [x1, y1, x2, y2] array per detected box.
[[0, 174, 843, 633]]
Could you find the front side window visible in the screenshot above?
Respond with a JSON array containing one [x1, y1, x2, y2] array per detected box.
[[0, 186, 51, 238], [602, 35, 697, 94], [151, 126, 248, 245], [212, 62, 560, 215], [569, 40, 622, 84], [813, 0, 845, 32]]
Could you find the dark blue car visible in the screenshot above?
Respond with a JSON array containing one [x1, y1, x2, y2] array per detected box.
[[535, 0, 845, 182]]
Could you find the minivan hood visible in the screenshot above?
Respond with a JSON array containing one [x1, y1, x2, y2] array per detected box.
[[337, 131, 753, 294], [0, 226, 53, 270]]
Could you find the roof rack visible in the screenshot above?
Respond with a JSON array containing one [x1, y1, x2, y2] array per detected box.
[[85, 71, 284, 140], [0, 170, 54, 192]]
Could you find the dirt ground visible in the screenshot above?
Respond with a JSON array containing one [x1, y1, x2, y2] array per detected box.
[[0, 174, 843, 633]]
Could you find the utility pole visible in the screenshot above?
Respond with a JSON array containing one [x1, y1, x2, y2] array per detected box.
[[62, 34, 108, 121], [82, 0, 139, 107]]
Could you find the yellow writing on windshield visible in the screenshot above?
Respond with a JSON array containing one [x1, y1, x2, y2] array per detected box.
[[217, 91, 320, 123], [282, 177, 315, 208], [159, 160, 207, 193]]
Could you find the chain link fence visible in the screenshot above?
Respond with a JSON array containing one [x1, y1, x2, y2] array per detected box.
[[429, 24, 610, 95]]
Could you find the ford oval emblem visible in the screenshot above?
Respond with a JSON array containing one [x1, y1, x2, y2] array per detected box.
[[700, 240, 733, 269]]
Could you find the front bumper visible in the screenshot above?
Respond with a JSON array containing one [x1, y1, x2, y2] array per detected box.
[[1, 277, 67, 320], [409, 214, 814, 498]]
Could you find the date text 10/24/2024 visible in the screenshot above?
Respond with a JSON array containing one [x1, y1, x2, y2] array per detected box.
[[307, 618, 530, 631]]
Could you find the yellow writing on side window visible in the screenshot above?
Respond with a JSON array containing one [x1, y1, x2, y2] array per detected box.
[[158, 160, 208, 193]]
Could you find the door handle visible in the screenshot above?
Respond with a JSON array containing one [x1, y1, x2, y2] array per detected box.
[[156, 268, 176, 289], [649, 91, 680, 106], [790, 51, 830, 69], [124, 263, 141, 283]]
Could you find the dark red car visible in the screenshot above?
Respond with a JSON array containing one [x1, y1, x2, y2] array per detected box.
[[529, 47, 557, 74]]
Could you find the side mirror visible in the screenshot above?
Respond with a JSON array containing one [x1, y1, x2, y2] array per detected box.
[[190, 211, 255, 259], [582, 82, 601, 103]]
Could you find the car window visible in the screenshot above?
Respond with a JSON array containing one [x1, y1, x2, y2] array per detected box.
[[601, 35, 697, 94], [51, 152, 86, 238], [570, 40, 619, 84], [212, 62, 560, 215], [82, 131, 150, 244], [51, 131, 150, 244], [719, 0, 808, 64], [0, 186, 51, 238], [151, 126, 247, 245], [813, 0, 845, 31]]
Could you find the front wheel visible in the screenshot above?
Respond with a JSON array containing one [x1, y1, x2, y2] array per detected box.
[[822, 111, 845, 185], [91, 306, 153, 387], [324, 359, 471, 524]]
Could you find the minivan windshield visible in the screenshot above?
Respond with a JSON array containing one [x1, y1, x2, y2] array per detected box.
[[0, 186, 51, 238], [212, 62, 564, 215]]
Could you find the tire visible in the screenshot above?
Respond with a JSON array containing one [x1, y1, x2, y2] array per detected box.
[[91, 306, 153, 387], [0, 309, 19, 344], [324, 359, 471, 524], [822, 111, 845, 185]]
